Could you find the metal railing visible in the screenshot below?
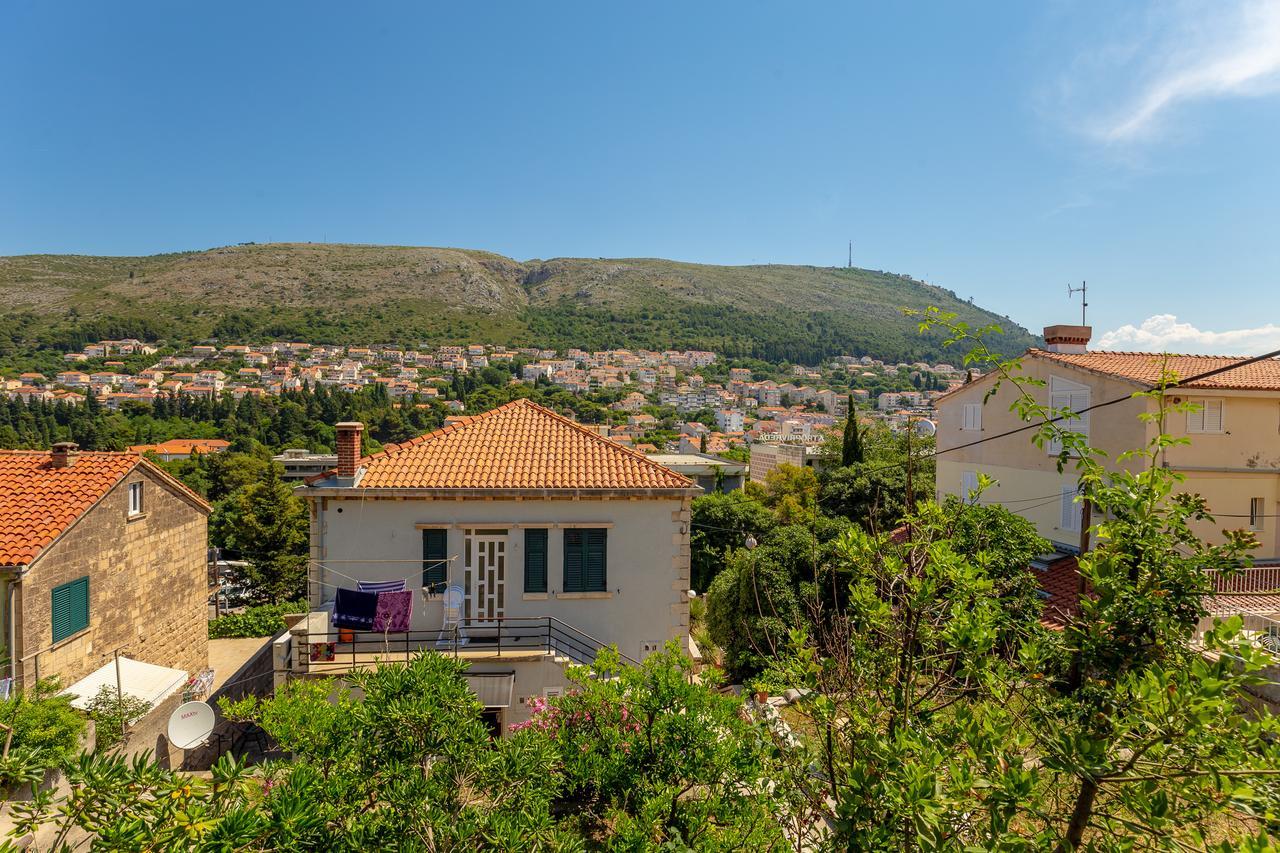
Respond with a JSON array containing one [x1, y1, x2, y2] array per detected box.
[[1208, 566, 1280, 595], [292, 615, 639, 673]]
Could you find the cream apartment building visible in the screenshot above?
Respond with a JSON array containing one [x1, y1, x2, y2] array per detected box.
[[937, 325, 1280, 558]]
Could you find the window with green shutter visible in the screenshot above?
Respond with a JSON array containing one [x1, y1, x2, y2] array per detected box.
[[51, 576, 89, 643], [524, 528, 548, 593], [563, 528, 606, 592], [422, 529, 448, 591]]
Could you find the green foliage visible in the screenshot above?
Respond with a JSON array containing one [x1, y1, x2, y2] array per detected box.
[[758, 309, 1280, 850], [208, 600, 308, 639], [0, 680, 86, 790], [84, 685, 152, 752], [512, 645, 796, 848], [840, 400, 863, 466], [689, 491, 776, 592], [214, 465, 309, 603], [706, 549, 803, 682], [13, 647, 793, 849], [750, 463, 820, 525]]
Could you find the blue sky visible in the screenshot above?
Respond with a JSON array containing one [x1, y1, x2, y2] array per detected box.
[[2, 1, 1278, 353]]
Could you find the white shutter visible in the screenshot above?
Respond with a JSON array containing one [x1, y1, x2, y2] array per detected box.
[[1069, 391, 1090, 439], [1060, 485, 1080, 532], [1187, 399, 1224, 433], [1203, 399, 1223, 432], [961, 471, 979, 505], [962, 403, 981, 431], [1048, 379, 1090, 455], [1186, 406, 1204, 433]]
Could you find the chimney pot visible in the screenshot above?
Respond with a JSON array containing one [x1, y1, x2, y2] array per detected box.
[[335, 422, 364, 479], [50, 441, 79, 468], [1043, 324, 1092, 354]]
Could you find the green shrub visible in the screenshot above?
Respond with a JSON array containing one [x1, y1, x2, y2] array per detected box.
[[208, 599, 307, 639], [85, 685, 152, 752], [0, 680, 86, 789]]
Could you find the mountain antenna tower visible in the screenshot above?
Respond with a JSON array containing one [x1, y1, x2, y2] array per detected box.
[[847, 241, 852, 269], [1067, 280, 1088, 325]]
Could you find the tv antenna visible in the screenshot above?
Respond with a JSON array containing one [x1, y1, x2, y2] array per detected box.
[[847, 240, 852, 269], [1067, 280, 1088, 325]]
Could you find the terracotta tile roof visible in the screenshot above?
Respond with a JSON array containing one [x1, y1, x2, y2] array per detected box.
[[0, 451, 138, 567], [1030, 349, 1280, 391], [350, 399, 696, 491], [127, 438, 231, 455], [1036, 555, 1083, 630]]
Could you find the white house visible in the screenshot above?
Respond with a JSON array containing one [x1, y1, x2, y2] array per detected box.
[[287, 399, 700, 733]]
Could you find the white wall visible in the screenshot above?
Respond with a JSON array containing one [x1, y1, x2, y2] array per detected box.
[[311, 496, 689, 663]]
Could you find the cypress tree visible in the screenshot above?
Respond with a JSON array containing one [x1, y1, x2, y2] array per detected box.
[[841, 395, 863, 466]]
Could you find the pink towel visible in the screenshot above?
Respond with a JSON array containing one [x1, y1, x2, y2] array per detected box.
[[372, 589, 413, 632]]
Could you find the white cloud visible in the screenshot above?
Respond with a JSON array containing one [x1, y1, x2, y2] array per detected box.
[[1096, 314, 1280, 354], [1056, 0, 1280, 143]]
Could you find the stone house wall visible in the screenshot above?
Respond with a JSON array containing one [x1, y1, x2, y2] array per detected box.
[[15, 464, 209, 691]]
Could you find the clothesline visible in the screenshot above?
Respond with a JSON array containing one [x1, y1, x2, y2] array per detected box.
[[308, 555, 460, 589]]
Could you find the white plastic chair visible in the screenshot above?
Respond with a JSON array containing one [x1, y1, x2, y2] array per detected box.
[[436, 585, 468, 648]]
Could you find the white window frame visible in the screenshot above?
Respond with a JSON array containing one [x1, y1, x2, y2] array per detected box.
[[962, 402, 982, 432], [961, 471, 979, 505], [1250, 497, 1265, 531], [1187, 398, 1225, 434], [1060, 484, 1082, 533], [128, 481, 144, 516], [1048, 376, 1090, 456]]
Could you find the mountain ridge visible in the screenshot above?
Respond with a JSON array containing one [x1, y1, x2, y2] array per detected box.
[[0, 243, 1038, 364]]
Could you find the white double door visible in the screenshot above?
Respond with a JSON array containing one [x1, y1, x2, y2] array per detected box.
[[464, 529, 507, 627]]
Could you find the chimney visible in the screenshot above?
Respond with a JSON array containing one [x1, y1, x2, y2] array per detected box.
[[335, 422, 364, 480], [1043, 324, 1092, 354], [50, 441, 79, 468]]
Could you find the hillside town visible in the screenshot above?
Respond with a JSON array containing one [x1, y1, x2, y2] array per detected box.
[[3, 337, 963, 466], [4, 1, 1279, 848]]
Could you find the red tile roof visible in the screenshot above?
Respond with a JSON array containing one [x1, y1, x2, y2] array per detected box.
[[346, 399, 696, 491], [127, 439, 231, 456], [0, 450, 209, 568], [1030, 350, 1280, 391], [1037, 555, 1083, 630]]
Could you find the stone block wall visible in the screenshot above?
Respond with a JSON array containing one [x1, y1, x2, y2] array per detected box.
[[17, 465, 209, 690]]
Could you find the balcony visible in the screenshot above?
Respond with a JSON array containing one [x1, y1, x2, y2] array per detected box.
[[275, 614, 637, 681]]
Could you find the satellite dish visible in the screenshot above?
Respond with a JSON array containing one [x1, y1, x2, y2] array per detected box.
[[167, 701, 215, 749]]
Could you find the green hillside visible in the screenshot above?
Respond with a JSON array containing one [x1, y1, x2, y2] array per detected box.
[[0, 243, 1037, 364]]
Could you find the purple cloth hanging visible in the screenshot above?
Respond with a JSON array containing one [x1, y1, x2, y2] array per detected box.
[[372, 589, 413, 632]]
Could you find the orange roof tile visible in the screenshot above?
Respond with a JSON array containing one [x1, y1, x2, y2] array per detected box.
[[0, 450, 210, 567], [0, 451, 136, 567], [1036, 555, 1083, 630], [349, 399, 696, 491], [127, 439, 231, 455], [1030, 349, 1280, 391]]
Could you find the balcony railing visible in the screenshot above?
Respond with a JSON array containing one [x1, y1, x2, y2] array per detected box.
[[1208, 566, 1280, 595], [287, 615, 639, 676]]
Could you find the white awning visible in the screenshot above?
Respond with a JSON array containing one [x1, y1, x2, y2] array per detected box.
[[465, 672, 515, 708], [62, 657, 188, 711]]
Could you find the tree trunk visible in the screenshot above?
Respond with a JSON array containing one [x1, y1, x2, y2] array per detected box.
[[1055, 776, 1098, 852]]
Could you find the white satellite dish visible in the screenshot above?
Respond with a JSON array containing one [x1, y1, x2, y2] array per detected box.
[[167, 701, 215, 749]]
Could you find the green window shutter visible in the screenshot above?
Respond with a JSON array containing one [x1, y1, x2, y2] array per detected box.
[[563, 529, 584, 592], [422, 529, 448, 590], [524, 528, 547, 593], [584, 529, 607, 592], [51, 576, 89, 643]]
